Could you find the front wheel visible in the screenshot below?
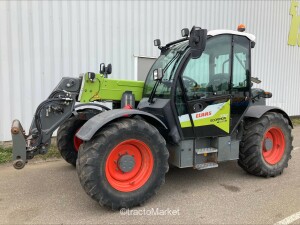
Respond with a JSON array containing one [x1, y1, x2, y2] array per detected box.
[[238, 112, 293, 177], [76, 118, 169, 209], [57, 109, 101, 166], [57, 116, 85, 166]]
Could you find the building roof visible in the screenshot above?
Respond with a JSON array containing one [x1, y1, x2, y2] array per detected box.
[[208, 29, 256, 42]]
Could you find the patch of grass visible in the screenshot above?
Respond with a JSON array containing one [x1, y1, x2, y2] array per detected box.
[[291, 118, 300, 126], [35, 145, 61, 160], [0, 145, 61, 164], [0, 146, 13, 164]]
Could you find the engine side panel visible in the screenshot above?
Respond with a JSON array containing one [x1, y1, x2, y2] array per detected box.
[[79, 73, 145, 102]]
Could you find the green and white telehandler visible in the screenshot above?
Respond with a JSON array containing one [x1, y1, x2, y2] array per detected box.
[[11, 26, 293, 209]]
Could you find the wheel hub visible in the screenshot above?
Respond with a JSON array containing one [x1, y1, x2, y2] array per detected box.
[[262, 127, 285, 165], [264, 138, 273, 151], [105, 139, 154, 192], [118, 154, 135, 173]]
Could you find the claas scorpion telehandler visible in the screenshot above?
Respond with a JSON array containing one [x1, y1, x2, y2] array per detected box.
[[11, 25, 293, 209]]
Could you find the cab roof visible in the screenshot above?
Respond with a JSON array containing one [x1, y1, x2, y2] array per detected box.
[[208, 29, 256, 43]]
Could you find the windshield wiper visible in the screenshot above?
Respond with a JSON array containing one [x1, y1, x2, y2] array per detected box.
[[163, 52, 180, 73], [235, 54, 246, 70], [168, 47, 189, 81], [148, 80, 161, 103], [148, 48, 187, 104], [148, 53, 181, 103]]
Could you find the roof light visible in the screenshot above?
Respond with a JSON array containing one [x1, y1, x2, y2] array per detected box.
[[237, 24, 246, 32]]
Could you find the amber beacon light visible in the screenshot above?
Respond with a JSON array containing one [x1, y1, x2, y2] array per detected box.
[[237, 24, 246, 32]]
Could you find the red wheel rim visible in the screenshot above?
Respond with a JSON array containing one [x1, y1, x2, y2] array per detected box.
[[73, 129, 83, 152], [105, 139, 154, 192], [262, 127, 285, 165]]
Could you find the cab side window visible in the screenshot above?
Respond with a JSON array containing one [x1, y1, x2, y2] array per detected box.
[[181, 35, 232, 101], [232, 36, 250, 89]]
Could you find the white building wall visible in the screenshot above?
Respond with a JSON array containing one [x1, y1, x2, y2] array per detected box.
[[0, 0, 299, 141]]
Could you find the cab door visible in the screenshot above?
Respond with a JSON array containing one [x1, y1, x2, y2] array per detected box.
[[230, 35, 251, 132], [174, 34, 251, 138]]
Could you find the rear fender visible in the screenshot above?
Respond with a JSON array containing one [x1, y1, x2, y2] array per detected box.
[[76, 109, 168, 141], [244, 105, 293, 128]]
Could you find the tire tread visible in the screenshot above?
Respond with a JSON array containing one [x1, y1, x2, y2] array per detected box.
[[238, 112, 293, 177]]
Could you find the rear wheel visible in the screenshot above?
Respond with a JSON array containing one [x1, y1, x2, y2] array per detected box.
[[76, 118, 169, 209], [57, 109, 100, 166], [238, 112, 293, 177]]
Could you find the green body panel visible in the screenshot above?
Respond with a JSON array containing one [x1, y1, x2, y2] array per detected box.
[[79, 73, 145, 103]]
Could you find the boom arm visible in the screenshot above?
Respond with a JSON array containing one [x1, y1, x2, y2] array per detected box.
[[11, 72, 146, 169], [11, 77, 81, 169]]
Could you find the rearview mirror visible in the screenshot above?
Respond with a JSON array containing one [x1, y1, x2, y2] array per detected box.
[[251, 77, 261, 84], [189, 26, 207, 59], [153, 68, 164, 81], [154, 39, 161, 47], [181, 28, 189, 37]]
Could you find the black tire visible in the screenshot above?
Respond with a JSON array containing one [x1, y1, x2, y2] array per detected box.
[[57, 109, 101, 166], [238, 112, 293, 177], [76, 118, 169, 210]]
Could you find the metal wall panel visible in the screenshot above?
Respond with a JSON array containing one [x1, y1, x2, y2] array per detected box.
[[0, 0, 299, 141]]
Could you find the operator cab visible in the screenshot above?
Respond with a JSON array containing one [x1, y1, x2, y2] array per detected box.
[[139, 26, 256, 143]]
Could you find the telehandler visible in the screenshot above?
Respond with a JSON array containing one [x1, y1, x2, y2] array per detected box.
[[11, 25, 293, 209]]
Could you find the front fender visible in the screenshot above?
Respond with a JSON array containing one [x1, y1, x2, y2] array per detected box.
[[244, 105, 293, 128], [74, 103, 111, 112], [76, 109, 168, 141]]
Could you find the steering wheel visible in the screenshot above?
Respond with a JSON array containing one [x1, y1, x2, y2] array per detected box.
[[182, 76, 198, 89], [207, 73, 229, 92]]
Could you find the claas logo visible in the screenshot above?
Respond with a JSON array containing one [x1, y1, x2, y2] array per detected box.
[[196, 111, 212, 118]]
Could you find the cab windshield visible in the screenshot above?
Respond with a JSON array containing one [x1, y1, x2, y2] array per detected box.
[[143, 42, 188, 98]]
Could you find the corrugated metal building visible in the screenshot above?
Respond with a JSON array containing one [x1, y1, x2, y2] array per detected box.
[[0, 0, 299, 141]]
